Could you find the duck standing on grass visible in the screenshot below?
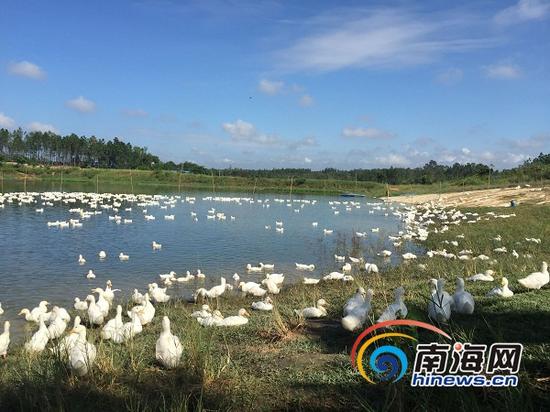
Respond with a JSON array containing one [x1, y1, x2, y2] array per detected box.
[[452, 278, 475, 314], [342, 288, 373, 331], [427, 279, 452, 323], [377, 287, 408, 323], [24, 314, 49, 353], [68, 324, 97, 376], [0, 321, 10, 358], [156, 316, 183, 369]]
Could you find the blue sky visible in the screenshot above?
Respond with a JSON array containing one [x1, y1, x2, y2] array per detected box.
[[1, 0, 549, 169]]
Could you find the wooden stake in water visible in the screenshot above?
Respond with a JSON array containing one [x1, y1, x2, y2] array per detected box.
[[211, 171, 215, 193]]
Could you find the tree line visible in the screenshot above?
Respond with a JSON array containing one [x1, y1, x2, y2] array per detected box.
[[0, 128, 548, 184]]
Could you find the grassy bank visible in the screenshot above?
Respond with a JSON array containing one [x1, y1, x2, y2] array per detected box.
[[0, 205, 548, 411], [1, 163, 547, 197]]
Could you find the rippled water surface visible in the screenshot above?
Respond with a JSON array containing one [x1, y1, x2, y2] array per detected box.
[[0, 188, 418, 340]]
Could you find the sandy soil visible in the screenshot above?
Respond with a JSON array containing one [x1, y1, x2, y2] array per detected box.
[[385, 186, 550, 207]]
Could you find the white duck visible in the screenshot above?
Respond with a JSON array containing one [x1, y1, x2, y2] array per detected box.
[[191, 304, 212, 318], [47, 307, 69, 339], [103, 280, 120, 305], [342, 289, 373, 331], [239, 281, 261, 293], [265, 273, 285, 285], [0, 303, 3, 316], [232, 273, 240, 282], [342, 263, 352, 274], [518, 262, 549, 290], [296, 263, 315, 271], [452, 278, 475, 314], [53, 316, 82, 358], [467, 270, 495, 282], [98, 250, 107, 259], [364, 263, 379, 273], [86, 295, 105, 326], [251, 297, 273, 311], [74, 298, 88, 311], [0, 321, 9, 358], [303, 277, 320, 285], [149, 283, 171, 303], [261, 277, 280, 294], [68, 325, 96, 376], [101, 305, 124, 342], [128, 293, 155, 325], [487, 277, 514, 298], [19, 301, 49, 323], [377, 287, 408, 323], [219, 309, 250, 326], [246, 264, 263, 273], [92, 288, 110, 316], [78, 254, 86, 265], [152, 241, 162, 250], [119, 252, 129, 261], [24, 314, 49, 353], [132, 289, 144, 304], [121, 311, 143, 341], [155, 316, 183, 369], [427, 279, 452, 323], [323, 271, 344, 281], [248, 285, 267, 297], [86, 270, 96, 279], [197, 310, 224, 327], [295, 299, 328, 318], [259, 262, 275, 270]]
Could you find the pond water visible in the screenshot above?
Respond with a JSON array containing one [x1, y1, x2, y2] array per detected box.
[[0, 184, 418, 340]]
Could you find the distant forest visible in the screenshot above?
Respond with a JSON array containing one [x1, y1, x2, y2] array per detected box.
[[1, 128, 549, 185]]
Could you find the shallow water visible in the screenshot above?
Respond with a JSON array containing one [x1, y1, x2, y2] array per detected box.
[[0, 187, 418, 341]]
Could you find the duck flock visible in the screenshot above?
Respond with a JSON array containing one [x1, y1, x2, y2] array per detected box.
[[0, 191, 548, 375]]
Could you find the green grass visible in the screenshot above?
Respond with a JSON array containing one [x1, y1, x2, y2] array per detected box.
[[0, 205, 549, 411], [1, 163, 547, 197]]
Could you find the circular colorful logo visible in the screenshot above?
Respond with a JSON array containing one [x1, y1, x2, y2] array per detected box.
[[351, 320, 451, 383]]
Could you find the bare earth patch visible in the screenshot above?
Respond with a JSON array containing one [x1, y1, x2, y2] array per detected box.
[[386, 186, 549, 207]]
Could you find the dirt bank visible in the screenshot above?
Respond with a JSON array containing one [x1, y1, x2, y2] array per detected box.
[[385, 185, 549, 207]]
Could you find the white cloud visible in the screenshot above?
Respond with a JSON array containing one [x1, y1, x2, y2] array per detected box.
[[495, 0, 550, 25], [27, 121, 58, 133], [304, 157, 312, 163], [122, 109, 148, 117], [461, 147, 471, 155], [299, 94, 314, 107], [222, 119, 280, 145], [374, 153, 410, 167], [258, 79, 284, 95], [0, 112, 15, 128], [275, 8, 495, 72], [342, 127, 395, 139], [7, 61, 46, 79], [436, 68, 463, 85], [484, 63, 521, 79], [66, 96, 96, 113]]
